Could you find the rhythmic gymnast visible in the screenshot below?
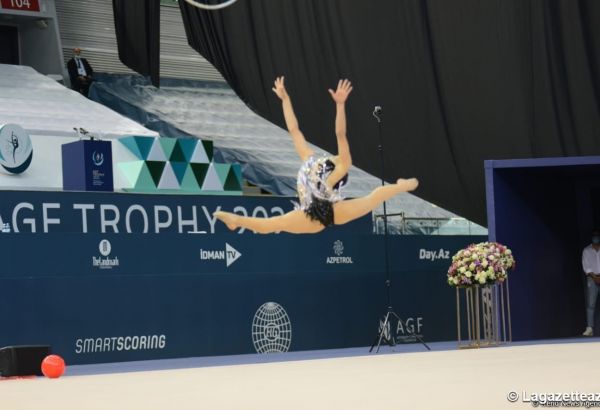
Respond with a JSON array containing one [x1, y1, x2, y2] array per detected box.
[[214, 77, 418, 234]]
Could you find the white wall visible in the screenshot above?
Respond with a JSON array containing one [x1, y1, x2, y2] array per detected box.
[[18, 18, 63, 75]]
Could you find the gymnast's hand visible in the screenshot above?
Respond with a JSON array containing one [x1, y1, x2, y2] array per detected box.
[[272, 76, 289, 101], [328, 79, 353, 104]]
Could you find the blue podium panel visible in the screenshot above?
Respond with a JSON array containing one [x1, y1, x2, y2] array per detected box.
[[62, 140, 113, 192]]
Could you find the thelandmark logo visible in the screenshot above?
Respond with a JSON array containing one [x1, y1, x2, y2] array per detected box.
[[200, 243, 242, 267], [93, 239, 119, 269], [99, 239, 111, 256]]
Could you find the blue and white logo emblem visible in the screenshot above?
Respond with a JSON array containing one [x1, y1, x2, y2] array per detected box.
[[326, 240, 353, 264], [92, 151, 104, 167], [99, 239, 112, 256], [252, 302, 292, 353], [93, 239, 119, 269], [333, 240, 344, 256], [0, 124, 33, 174]]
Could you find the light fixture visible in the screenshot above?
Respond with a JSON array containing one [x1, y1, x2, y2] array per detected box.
[[35, 19, 48, 29]]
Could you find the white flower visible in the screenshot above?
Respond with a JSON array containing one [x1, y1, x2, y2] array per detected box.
[[465, 271, 472, 278]]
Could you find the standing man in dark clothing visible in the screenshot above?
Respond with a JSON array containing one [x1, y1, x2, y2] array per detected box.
[[582, 230, 600, 336], [67, 47, 94, 97]]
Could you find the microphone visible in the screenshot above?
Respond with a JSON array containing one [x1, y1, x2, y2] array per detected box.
[[372, 105, 382, 123]]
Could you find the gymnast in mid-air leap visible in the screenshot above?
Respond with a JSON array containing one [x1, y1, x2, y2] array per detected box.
[[214, 76, 419, 234]]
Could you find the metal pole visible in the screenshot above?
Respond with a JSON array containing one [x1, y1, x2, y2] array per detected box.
[[369, 106, 430, 352], [506, 278, 513, 342], [466, 287, 472, 342], [475, 286, 481, 347], [375, 112, 393, 310], [500, 282, 506, 343], [456, 287, 461, 347]]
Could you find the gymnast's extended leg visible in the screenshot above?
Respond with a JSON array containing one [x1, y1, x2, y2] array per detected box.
[[214, 210, 325, 234], [333, 178, 419, 225]]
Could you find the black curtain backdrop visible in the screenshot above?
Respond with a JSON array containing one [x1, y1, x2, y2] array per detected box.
[[178, 0, 600, 225], [113, 0, 160, 87]]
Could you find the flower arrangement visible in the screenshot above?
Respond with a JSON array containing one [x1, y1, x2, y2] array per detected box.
[[447, 242, 515, 287]]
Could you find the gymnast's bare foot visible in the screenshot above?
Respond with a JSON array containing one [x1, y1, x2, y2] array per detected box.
[[396, 178, 419, 192], [214, 211, 239, 231]]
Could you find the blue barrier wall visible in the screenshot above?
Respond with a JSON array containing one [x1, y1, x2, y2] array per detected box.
[[0, 191, 483, 364]]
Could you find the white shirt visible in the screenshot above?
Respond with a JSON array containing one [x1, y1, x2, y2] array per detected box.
[[75, 57, 87, 76], [582, 244, 600, 274]]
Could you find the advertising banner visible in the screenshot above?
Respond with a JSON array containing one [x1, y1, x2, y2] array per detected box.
[[0, 190, 370, 235], [0, 190, 482, 364]]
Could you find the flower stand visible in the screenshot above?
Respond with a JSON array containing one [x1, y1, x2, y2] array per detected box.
[[456, 279, 512, 348]]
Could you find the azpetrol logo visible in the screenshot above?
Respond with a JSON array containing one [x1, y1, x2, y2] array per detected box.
[[200, 242, 242, 267], [93, 239, 119, 269], [326, 240, 353, 264]]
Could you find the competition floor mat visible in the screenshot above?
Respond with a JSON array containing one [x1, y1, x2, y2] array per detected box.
[[1, 338, 597, 410]]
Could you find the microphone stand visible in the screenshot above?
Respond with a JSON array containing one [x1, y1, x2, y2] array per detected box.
[[369, 105, 430, 353]]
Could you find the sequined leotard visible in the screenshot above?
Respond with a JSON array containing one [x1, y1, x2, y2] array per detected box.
[[296, 155, 348, 227]]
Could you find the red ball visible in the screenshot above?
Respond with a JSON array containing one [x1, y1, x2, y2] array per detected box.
[[41, 355, 65, 379]]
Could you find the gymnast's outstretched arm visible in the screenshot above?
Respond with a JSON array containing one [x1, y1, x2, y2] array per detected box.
[[327, 79, 353, 188], [272, 76, 314, 161]]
